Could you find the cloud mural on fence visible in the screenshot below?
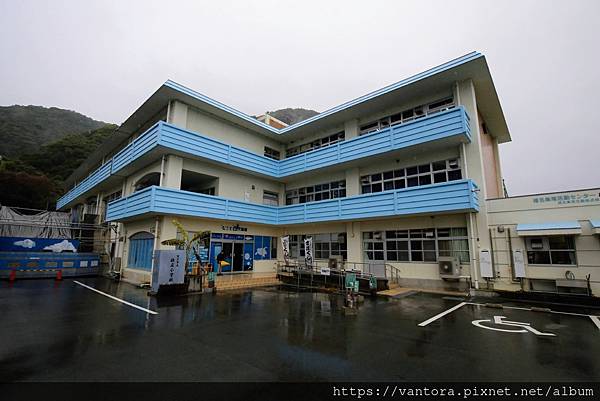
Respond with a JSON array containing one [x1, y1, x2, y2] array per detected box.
[[14, 239, 36, 249]]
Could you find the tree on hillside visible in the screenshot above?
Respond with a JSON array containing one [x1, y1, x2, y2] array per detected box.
[[0, 169, 59, 209], [20, 124, 116, 181]]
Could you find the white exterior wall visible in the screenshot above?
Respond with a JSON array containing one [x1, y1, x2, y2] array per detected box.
[[486, 189, 600, 295], [184, 103, 284, 155], [182, 158, 282, 204]]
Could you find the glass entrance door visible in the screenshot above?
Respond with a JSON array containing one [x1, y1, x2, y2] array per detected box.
[[209, 234, 254, 274], [233, 243, 244, 272]]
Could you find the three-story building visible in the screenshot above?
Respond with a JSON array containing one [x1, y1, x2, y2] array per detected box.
[[57, 52, 600, 295]]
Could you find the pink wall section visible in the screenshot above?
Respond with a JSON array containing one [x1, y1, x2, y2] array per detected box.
[[479, 112, 500, 199]]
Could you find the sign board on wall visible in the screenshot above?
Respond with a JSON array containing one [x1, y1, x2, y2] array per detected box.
[[479, 249, 493, 278], [151, 250, 186, 293]]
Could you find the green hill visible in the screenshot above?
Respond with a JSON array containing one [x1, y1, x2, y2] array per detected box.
[[0, 105, 107, 157], [267, 108, 319, 125]]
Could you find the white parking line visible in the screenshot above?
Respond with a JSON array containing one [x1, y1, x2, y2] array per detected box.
[[74, 280, 158, 315], [418, 302, 467, 327], [590, 316, 600, 331], [418, 300, 599, 330]]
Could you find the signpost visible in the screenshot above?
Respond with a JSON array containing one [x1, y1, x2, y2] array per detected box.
[[151, 250, 186, 294]]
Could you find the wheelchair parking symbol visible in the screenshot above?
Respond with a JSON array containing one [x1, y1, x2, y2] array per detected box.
[[472, 315, 556, 337]]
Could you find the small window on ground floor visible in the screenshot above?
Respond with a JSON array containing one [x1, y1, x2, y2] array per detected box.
[[526, 235, 576, 265]]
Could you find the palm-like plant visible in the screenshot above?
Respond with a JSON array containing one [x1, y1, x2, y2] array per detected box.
[[161, 219, 210, 272]]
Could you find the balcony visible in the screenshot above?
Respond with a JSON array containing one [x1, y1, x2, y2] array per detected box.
[[106, 179, 479, 224], [58, 107, 471, 210]]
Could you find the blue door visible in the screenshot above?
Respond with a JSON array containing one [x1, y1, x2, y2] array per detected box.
[[128, 232, 154, 270]]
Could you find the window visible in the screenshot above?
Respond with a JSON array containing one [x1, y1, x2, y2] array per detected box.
[[363, 228, 470, 263], [264, 146, 281, 160], [359, 97, 454, 135], [286, 180, 346, 205], [526, 236, 576, 265], [127, 232, 155, 270], [263, 190, 279, 206], [285, 131, 345, 158], [254, 236, 273, 260], [437, 227, 470, 263], [288, 233, 347, 260], [134, 172, 160, 192], [360, 159, 461, 194]]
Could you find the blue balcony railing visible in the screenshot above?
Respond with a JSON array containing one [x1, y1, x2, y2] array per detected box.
[[106, 179, 479, 224], [58, 107, 471, 209]]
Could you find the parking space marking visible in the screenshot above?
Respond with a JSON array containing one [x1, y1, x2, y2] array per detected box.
[[418, 301, 467, 326], [74, 280, 158, 315], [591, 316, 600, 331], [417, 300, 600, 331]]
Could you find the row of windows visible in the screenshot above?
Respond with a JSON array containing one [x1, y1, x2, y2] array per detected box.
[[285, 131, 345, 158], [289, 233, 347, 260], [285, 180, 346, 205], [363, 228, 469, 263], [360, 159, 462, 194], [526, 236, 576, 265], [359, 97, 455, 136]]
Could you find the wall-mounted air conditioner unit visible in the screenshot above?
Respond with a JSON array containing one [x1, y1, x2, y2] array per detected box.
[[438, 256, 461, 279]]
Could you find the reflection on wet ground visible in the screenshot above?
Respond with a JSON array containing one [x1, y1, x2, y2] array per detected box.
[[1, 277, 599, 381]]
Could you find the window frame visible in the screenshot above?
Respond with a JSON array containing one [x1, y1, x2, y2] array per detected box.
[[363, 228, 470, 264], [526, 236, 577, 266], [360, 159, 462, 195], [285, 131, 345, 158], [264, 146, 281, 160], [286, 180, 346, 205], [262, 190, 279, 206], [359, 97, 455, 136]]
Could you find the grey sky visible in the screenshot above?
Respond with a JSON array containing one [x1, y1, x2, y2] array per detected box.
[[1, 0, 598, 196]]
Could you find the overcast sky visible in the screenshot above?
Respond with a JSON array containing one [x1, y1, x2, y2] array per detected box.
[[1, 0, 598, 195]]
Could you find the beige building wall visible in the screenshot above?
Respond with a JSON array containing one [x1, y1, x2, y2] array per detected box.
[[478, 111, 502, 199], [486, 188, 600, 295], [182, 158, 282, 204], [455, 79, 494, 289], [178, 102, 284, 155]]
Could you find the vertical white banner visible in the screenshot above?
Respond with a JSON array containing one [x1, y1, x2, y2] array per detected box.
[[281, 235, 290, 264], [304, 237, 314, 268]]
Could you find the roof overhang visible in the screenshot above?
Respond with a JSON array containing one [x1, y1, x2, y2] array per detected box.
[[516, 221, 582, 236], [119, 51, 511, 144], [66, 51, 511, 187]]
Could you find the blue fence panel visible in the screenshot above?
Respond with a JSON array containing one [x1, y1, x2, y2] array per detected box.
[[61, 108, 471, 209], [106, 180, 478, 225]]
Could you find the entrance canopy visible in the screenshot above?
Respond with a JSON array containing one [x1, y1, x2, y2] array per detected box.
[[516, 221, 582, 236], [590, 220, 600, 235]]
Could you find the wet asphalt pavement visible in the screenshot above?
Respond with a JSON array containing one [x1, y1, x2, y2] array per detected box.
[[1, 277, 599, 382]]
